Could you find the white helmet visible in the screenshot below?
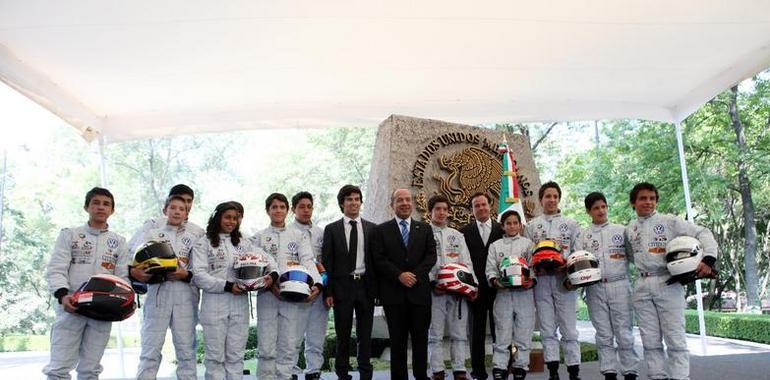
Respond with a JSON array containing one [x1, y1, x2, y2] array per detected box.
[[566, 250, 601, 287], [279, 266, 314, 302], [498, 256, 535, 289], [666, 236, 703, 284], [436, 263, 478, 298], [234, 252, 271, 291]]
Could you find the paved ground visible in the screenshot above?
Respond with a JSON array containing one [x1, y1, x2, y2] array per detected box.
[[5, 320, 770, 379]]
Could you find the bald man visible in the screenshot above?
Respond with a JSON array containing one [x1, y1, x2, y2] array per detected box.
[[372, 189, 437, 380]]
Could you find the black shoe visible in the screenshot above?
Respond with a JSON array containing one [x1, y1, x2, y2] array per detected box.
[[604, 373, 618, 380], [622, 374, 637, 380], [512, 367, 526, 380], [305, 373, 321, 380], [492, 368, 508, 380], [546, 361, 560, 380], [291, 375, 298, 380], [566, 365, 580, 380]]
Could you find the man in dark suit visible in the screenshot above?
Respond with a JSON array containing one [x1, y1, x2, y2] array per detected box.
[[322, 184, 378, 380], [459, 192, 504, 380], [373, 188, 437, 380]]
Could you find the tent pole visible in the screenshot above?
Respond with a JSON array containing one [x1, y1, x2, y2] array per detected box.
[[675, 120, 707, 355], [0, 149, 7, 253], [98, 136, 126, 377]]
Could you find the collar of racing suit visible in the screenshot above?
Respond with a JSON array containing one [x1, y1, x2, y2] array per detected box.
[[268, 225, 287, 233], [502, 234, 521, 242], [292, 220, 313, 231], [430, 223, 449, 232], [636, 211, 658, 223], [84, 223, 108, 236], [590, 221, 610, 232], [542, 212, 562, 222]]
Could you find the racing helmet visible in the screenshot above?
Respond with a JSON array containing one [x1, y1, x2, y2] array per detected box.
[[72, 274, 136, 321], [436, 263, 478, 298], [132, 240, 178, 283], [666, 236, 704, 285], [531, 239, 566, 272], [234, 252, 271, 291], [566, 250, 601, 287], [498, 256, 535, 289], [279, 266, 315, 302]]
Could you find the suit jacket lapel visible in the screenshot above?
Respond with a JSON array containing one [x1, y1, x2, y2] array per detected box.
[[339, 218, 350, 256], [470, 220, 484, 247]]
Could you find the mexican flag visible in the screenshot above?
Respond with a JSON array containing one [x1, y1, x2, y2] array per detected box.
[[497, 137, 527, 224]]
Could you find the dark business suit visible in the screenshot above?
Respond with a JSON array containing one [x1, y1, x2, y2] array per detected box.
[[322, 217, 377, 380], [460, 219, 503, 380], [373, 218, 437, 380]]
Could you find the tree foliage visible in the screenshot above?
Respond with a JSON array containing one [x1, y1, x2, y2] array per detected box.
[[556, 72, 770, 310]]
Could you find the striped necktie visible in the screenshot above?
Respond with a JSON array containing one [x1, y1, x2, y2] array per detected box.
[[399, 219, 409, 246]]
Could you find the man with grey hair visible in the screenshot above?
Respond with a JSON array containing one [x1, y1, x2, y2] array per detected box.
[[373, 188, 437, 380]]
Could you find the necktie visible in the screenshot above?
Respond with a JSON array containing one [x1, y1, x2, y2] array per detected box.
[[400, 219, 409, 246], [349, 220, 358, 270], [481, 223, 489, 245]]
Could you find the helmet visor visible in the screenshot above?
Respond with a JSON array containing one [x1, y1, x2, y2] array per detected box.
[[666, 250, 697, 262], [280, 271, 312, 283], [567, 259, 598, 274], [238, 266, 266, 279]]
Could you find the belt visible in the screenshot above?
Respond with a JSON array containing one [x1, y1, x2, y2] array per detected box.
[[350, 274, 365, 280], [601, 274, 627, 283], [638, 270, 668, 277]]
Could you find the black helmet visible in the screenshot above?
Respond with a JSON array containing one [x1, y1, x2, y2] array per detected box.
[[132, 241, 178, 283], [72, 274, 136, 321]]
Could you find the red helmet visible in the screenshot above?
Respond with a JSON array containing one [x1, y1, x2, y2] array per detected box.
[[72, 274, 136, 321], [436, 263, 478, 299], [531, 239, 566, 272]]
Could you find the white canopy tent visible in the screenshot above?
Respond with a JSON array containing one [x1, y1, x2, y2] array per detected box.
[[1, 1, 770, 143], [2, 0, 770, 369]]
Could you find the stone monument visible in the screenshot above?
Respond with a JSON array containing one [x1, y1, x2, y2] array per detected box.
[[363, 115, 541, 227]]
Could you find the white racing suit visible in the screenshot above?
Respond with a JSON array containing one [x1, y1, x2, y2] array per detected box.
[[427, 224, 477, 375], [291, 220, 329, 376], [132, 222, 203, 380], [525, 213, 581, 366], [626, 212, 717, 380], [129, 217, 204, 253], [579, 222, 639, 376], [43, 224, 131, 380], [485, 235, 537, 372], [252, 226, 322, 380], [193, 234, 276, 380]]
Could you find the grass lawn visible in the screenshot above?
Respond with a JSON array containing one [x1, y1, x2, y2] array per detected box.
[[0, 333, 142, 352]]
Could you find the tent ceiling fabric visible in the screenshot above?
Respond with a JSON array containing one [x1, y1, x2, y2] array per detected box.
[[1, 1, 770, 142]]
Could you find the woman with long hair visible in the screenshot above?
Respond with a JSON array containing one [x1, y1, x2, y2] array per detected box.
[[192, 201, 277, 380]]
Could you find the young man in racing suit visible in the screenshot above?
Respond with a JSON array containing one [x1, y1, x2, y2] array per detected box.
[[290, 191, 328, 380], [626, 182, 717, 380], [524, 181, 582, 380], [43, 187, 131, 380], [253, 193, 323, 380], [579, 192, 640, 380], [426, 194, 477, 380], [131, 195, 203, 380]]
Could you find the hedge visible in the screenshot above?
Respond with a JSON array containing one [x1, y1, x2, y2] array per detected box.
[[684, 310, 770, 344], [577, 302, 770, 344], [196, 327, 598, 368]]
